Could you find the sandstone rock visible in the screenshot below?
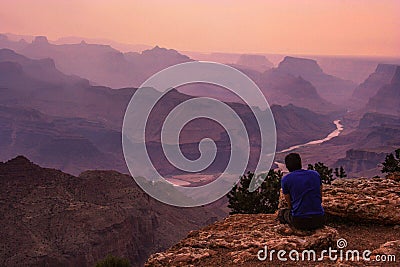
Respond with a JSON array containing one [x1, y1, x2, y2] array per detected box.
[[323, 178, 400, 225], [145, 172, 400, 266], [386, 172, 400, 182], [372, 240, 400, 256], [334, 148, 387, 175], [145, 214, 338, 266], [278, 177, 400, 225]]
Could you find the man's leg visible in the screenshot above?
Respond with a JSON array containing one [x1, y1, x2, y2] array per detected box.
[[292, 214, 325, 230]]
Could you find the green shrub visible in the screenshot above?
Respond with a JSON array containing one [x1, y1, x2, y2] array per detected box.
[[227, 170, 282, 214], [308, 162, 334, 184], [334, 166, 347, 178], [308, 162, 347, 184], [381, 148, 400, 174]]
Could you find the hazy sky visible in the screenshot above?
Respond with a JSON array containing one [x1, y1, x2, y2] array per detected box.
[[1, 0, 399, 57]]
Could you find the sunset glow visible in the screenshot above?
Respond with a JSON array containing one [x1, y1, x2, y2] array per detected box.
[[1, 0, 399, 57]]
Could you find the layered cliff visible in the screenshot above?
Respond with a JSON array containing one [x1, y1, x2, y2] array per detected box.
[[0, 156, 224, 266], [352, 64, 398, 107], [366, 66, 400, 116], [277, 56, 356, 105], [235, 54, 274, 72], [331, 112, 400, 177], [334, 149, 387, 176]]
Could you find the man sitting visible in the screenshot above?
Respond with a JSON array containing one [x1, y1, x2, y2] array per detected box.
[[278, 153, 325, 230]]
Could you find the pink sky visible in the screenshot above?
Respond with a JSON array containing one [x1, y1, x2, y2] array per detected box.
[[1, 0, 399, 57]]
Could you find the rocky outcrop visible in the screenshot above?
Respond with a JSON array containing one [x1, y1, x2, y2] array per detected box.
[[278, 56, 324, 75], [358, 112, 400, 129], [0, 34, 29, 51], [331, 112, 400, 177], [124, 46, 192, 86], [372, 240, 400, 258], [322, 177, 400, 224], [334, 149, 387, 175], [366, 66, 400, 116], [0, 48, 85, 85], [258, 69, 339, 114], [145, 214, 338, 266], [276, 56, 356, 106], [351, 64, 398, 107], [32, 36, 50, 45], [0, 156, 224, 266], [315, 56, 380, 84], [146, 175, 400, 266], [277, 176, 400, 225], [236, 54, 273, 72]]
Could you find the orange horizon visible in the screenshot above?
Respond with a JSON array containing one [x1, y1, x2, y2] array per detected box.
[[1, 0, 399, 57]]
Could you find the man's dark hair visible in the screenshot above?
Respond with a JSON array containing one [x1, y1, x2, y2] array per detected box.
[[285, 153, 302, 172]]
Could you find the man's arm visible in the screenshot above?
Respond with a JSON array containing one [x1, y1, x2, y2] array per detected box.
[[320, 185, 323, 202], [281, 177, 291, 209], [284, 193, 291, 209]]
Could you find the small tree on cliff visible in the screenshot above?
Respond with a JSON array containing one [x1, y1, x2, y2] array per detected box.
[[227, 170, 282, 214], [308, 162, 347, 184], [334, 166, 347, 178], [381, 148, 400, 174], [308, 162, 334, 184]]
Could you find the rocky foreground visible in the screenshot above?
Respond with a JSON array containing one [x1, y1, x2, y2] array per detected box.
[[146, 175, 400, 266], [146, 214, 339, 266], [323, 177, 400, 225]]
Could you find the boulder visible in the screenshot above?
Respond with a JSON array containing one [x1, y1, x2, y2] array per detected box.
[[323, 178, 400, 225]]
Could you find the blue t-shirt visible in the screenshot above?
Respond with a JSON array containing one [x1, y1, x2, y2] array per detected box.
[[281, 169, 324, 217]]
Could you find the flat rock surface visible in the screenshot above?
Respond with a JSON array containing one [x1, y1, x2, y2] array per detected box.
[[323, 177, 400, 225], [279, 176, 400, 225], [145, 214, 338, 266]]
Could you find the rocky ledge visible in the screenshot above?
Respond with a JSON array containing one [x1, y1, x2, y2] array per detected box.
[[146, 214, 338, 266], [322, 176, 400, 225], [146, 175, 400, 266], [278, 175, 400, 225]]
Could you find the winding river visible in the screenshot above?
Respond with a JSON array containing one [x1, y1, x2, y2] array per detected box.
[[274, 119, 344, 170], [167, 120, 344, 184]]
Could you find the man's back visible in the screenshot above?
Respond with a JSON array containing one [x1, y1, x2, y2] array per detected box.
[[281, 169, 324, 217]]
